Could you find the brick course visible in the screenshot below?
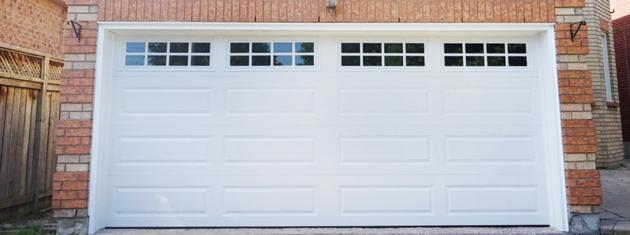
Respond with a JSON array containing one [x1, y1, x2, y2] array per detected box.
[[55, 0, 603, 227]]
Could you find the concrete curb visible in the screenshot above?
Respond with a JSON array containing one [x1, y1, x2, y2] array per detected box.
[[601, 220, 630, 235]]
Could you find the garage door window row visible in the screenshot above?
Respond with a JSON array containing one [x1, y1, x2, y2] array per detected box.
[[340, 42, 425, 67], [125, 42, 212, 67], [444, 43, 528, 67], [229, 42, 315, 67], [124, 41, 527, 68]]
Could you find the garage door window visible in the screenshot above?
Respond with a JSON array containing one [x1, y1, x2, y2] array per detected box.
[[444, 43, 527, 67], [229, 42, 315, 67], [341, 42, 425, 67], [125, 42, 212, 67]]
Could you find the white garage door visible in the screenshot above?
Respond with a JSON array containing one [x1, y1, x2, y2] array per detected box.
[[99, 32, 555, 227]]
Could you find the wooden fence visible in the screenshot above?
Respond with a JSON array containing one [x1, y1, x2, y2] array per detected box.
[[0, 43, 62, 221]]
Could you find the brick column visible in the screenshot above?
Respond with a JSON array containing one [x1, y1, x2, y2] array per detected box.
[[556, 0, 603, 232], [53, 1, 98, 234]]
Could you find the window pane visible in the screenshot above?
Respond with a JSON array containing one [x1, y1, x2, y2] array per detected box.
[[191, 56, 210, 66], [466, 56, 485, 66], [406, 56, 425, 66], [191, 43, 211, 53], [341, 43, 360, 53], [384, 43, 403, 53], [252, 43, 271, 53], [444, 44, 463, 53], [125, 55, 144, 66], [363, 43, 382, 53], [406, 43, 424, 53], [169, 55, 188, 66], [274, 55, 292, 66], [230, 56, 249, 66], [230, 43, 249, 53], [295, 55, 314, 66], [170, 43, 189, 53], [363, 56, 382, 66], [252, 56, 271, 66], [295, 42, 314, 53], [147, 55, 166, 66], [274, 42, 292, 53], [465, 43, 484, 53], [126, 42, 145, 53], [508, 43, 527, 53], [384, 56, 403, 66], [341, 56, 360, 66], [445, 56, 464, 66], [508, 56, 528, 66], [148, 42, 167, 53], [487, 56, 506, 66], [486, 43, 505, 54]]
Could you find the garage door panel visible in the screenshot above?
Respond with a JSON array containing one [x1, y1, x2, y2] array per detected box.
[[109, 126, 544, 174], [116, 137, 211, 164], [445, 136, 537, 163], [226, 88, 316, 115], [224, 136, 316, 164], [446, 186, 539, 214], [443, 89, 534, 114], [118, 88, 213, 115], [113, 187, 209, 215], [338, 89, 429, 115], [106, 174, 546, 226], [108, 174, 544, 189], [339, 186, 433, 215], [221, 186, 317, 216], [107, 215, 549, 228], [103, 35, 555, 227], [109, 165, 546, 177], [339, 136, 431, 163]]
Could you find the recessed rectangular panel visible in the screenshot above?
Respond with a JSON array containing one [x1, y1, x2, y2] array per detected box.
[[447, 186, 539, 214], [121, 89, 212, 114], [341, 186, 432, 215], [118, 138, 209, 163], [339, 89, 428, 114], [446, 137, 535, 162], [444, 89, 532, 114], [222, 187, 316, 215], [225, 137, 315, 163], [114, 188, 207, 215], [340, 137, 430, 163], [226, 89, 314, 114]]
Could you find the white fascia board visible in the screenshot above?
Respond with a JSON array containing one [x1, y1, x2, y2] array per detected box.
[[98, 22, 555, 33]]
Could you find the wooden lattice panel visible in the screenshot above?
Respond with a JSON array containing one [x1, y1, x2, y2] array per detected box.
[[47, 60, 63, 81], [0, 48, 43, 80]]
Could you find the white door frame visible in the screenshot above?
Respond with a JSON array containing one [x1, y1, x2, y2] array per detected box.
[[89, 22, 567, 234]]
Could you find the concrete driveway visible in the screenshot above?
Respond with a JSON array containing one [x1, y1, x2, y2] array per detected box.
[[600, 160, 630, 234], [95, 227, 564, 235]]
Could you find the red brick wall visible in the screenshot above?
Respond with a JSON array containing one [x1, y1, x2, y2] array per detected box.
[[96, 0, 557, 23], [614, 14, 630, 141], [54, 0, 602, 220], [0, 0, 67, 57]]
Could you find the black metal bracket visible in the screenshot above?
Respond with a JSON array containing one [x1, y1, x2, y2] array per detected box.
[[570, 20, 587, 42], [67, 20, 82, 42]]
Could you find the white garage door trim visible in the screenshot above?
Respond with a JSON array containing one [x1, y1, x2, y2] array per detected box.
[[88, 23, 567, 234]]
